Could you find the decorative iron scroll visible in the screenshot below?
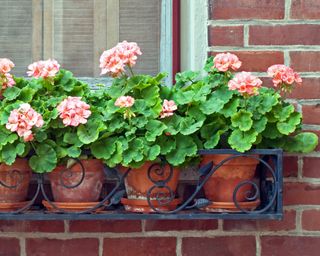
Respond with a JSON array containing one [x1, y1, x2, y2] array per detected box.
[[0, 149, 283, 219]]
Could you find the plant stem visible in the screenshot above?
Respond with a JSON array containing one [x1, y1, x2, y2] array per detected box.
[[128, 66, 135, 77]]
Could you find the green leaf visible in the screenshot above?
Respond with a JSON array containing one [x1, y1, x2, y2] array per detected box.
[[220, 98, 240, 117], [91, 138, 116, 160], [106, 141, 123, 167], [180, 117, 204, 135], [174, 90, 195, 105], [63, 132, 82, 147], [29, 144, 57, 173], [19, 87, 36, 102], [77, 119, 101, 144], [145, 145, 161, 161], [285, 132, 318, 153], [3, 87, 21, 100], [262, 123, 283, 139], [123, 138, 145, 166], [228, 129, 258, 152], [277, 112, 301, 135], [157, 135, 176, 154], [253, 117, 268, 133], [1, 144, 17, 165], [35, 131, 47, 142], [16, 143, 25, 156], [274, 104, 295, 122], [231, 110, 253, 131], [66, 146, 81, 158], [166, 135, 197, 166], [145, 120, 167, 142]]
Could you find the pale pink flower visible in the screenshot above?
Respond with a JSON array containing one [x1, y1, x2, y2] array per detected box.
[[228, 72, 262, 96], [1, 73, 15, 90], [6, 103, 44, 142], [27, 59, 60, 79], [57, 97, 91, 127], [267, 64, 302, 88], [0, 58, 15, 74], [99, 41, 142, 77], [114, 96, 135, 108], [160, 99, 177, 118], [213, 53, 242, 72]]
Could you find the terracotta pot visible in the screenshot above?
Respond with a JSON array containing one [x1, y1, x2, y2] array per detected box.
[[48, 159, 105, 202], [0, 158, 32, 203], [201, 154, 259, 202], [121, 162, 180, 200]]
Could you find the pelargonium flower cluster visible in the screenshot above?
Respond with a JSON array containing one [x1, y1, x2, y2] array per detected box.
[[0, 58, 15, 90], [114, 96, 135, 108], [27, 59, 60, 79], [6, 103, 44, 142], [160, 100, 177, 119], [228, 71, 263, 96], [57, 96, 91, 127], [213, 53, 242, 72], [267, 64, 302, 90], [100, 41, 142, 77]]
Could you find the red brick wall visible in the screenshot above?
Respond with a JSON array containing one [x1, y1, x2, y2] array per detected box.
[[1, 1, 320, 255]]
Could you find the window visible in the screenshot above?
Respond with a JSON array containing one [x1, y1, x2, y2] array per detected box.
[[0, 0, 171, 80]]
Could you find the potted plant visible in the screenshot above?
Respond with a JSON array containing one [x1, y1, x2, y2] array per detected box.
[[168, 53, 318, 211], [0, 58, 106, 212], [93, 41, 188, 212], [0, 58, 34, 211]]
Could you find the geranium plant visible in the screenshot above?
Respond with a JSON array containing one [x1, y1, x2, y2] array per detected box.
[[0, 58, 104, 173], [164, 53, 318, 154]]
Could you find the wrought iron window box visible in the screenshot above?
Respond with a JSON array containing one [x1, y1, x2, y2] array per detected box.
[[0, 149, 283, 220]]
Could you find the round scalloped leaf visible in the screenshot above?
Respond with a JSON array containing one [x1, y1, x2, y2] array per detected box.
[[253, 117, 268, 133], [277, 112, 301, 135], [273, 104, 295, 122], [228, 129, 258, 152], [231, 110, 253, 131], [29, 144, 57, 173], [2, 87, 21, 101], [285, 132, 319, 153], [166, 134, 197, 166]]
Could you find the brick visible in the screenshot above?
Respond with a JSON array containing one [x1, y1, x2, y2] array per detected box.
[[211, 0, 285, 19], [223, 210, 296, 231], [302, 104, 320, 125], [289, 78, 320, 100], [26, 238, 99, 256], [182, 237, 256, 256], [283, 156, 299, 177], [210, 51, 284, 72], [302, 209, 320, 231], [303, 157, 320, 178], [209, 26, 243, 46], [290, 52, 320, 72], [284, 182, 320, 205], [103, 238, 176, 256], [145, 220, 218, 231], [291, 0, 320, 19], [250, 25, 320, 45], [0, 238, 20, 256], [261, 236, 320, 256], [0, 221, 64, 233], [69, 220, 141, 233]]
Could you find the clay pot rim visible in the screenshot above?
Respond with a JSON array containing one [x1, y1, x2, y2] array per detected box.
[[50, 159, 104, 174], [201, 154, 260, 166], [121, 198, 182, 206]]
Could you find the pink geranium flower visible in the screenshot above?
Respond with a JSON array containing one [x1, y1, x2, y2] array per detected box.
[[267, 64, 302, 90], [99, 41, 142, 77], [57, 97, 91, 127], [1, 73, 15, 90], [228, 72, 262, 96], [114, 96, 135, 108], [160, 99, 177, 118], [0, 58, 15, 74], [6, 103, 44, 142], [27, 59, 60, 79], [213, 53, 242, 72]]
